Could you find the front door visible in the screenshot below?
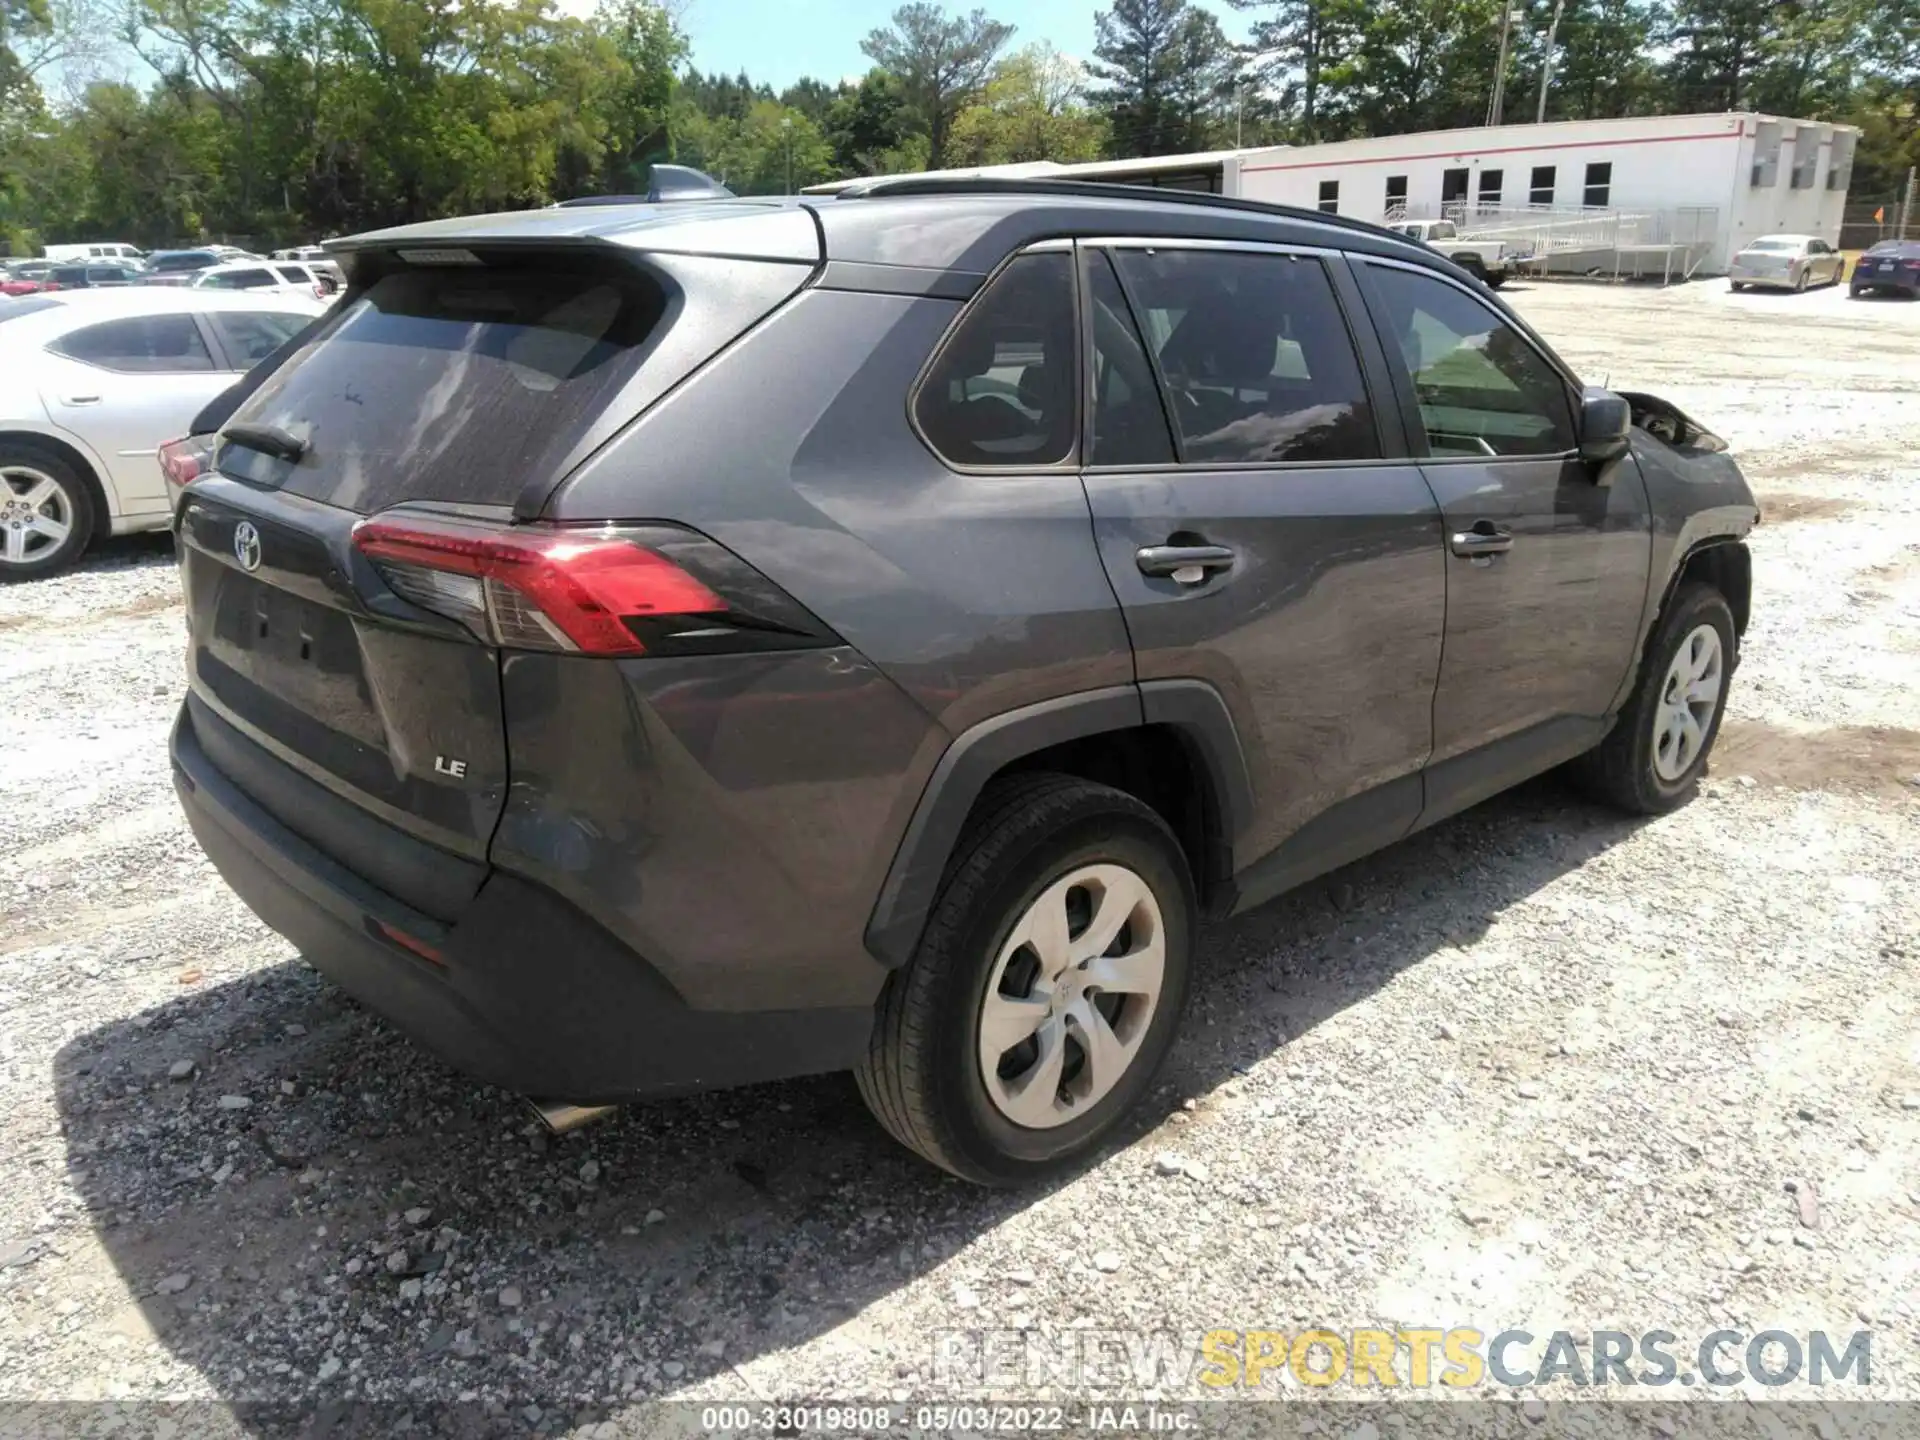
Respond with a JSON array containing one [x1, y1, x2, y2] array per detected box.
[[1354, 259, 1652, 824], [1077, 241, 1446, 908]]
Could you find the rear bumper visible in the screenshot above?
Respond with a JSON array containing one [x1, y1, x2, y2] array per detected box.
[[171, 704, 873, 1102]]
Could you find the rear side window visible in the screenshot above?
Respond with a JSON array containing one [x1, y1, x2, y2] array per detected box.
[[1365, 263, 1575, 457], [1114, 248, 1377, 465], [51, 314, 216, 373], [224, 257, 668, 511], [914, 252, 1077, 469], [274, 265, 310, 284], [51, 267, 88, 285], [211, 310, 311, 366], [208, 268, 274, 290], [1086, 250, 1173, 467]]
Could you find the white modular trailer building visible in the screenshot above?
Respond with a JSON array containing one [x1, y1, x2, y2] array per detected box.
[[1213, 113, 1859, 275]]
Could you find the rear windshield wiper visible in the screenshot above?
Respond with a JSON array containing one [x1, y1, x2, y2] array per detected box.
[[221, 422, 308, 464]]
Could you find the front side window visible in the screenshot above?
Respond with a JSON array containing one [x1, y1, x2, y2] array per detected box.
[[51, 314, 216, 373], [1114, 248, 1376, 466], [914, 252, 1077, 468], [212, 310, 311, 366], [1365, 263, 1575, 459]]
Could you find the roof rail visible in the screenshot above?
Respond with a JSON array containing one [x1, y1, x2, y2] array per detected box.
[[831, 175, 1404, 245]]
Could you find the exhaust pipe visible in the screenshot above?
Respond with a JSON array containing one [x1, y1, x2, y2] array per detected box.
[[527, 1099, 618, 1134]]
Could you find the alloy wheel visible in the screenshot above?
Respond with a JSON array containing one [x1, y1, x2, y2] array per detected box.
[[1651, 623, 1724, 782], [977, 863, 1166, 1130], [0, 465, 74, 568]]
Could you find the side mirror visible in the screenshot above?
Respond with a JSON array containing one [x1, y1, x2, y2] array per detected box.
[[1579, 388, 1632, 464]]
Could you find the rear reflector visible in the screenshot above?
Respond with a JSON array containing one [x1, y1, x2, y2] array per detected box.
[[369, 918, 446, 966], [351, 511, 834, 658]]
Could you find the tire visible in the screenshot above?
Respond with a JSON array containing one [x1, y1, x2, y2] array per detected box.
[[856, 772, 1195, 1186], [1729, 282, 1745, 292], [1794, 268, 1809, 293], [1453, 254, 1489, 283], [1486, 272, 1508, 290], [0, 444, 96, 582], [1569, 583, 1736, 815]]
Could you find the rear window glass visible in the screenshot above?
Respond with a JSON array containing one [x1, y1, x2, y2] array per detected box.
[[222, 258, 667, 511]]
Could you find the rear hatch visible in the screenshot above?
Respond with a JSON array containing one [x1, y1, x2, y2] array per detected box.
[[179, 223, 818, 920]]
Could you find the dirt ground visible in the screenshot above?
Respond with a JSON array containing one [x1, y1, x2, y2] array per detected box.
[[0, 277, 1916, 1431]]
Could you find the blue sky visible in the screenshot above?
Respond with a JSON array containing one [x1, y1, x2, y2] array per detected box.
[[675, 0, 1250, 87]]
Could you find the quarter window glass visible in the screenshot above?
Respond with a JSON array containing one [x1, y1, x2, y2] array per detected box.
[[915, 252, 1076, 468], [1087, 250, 1174, 467], [51, 315, 215, 373], [213, 310, 311, 366], [1366, 264, 1575, 458], [275, 265, 310, 284], [1113, 248, 1377, 465]]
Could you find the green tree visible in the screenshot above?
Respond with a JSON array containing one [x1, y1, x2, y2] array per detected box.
[[1087, 0, 1237, 157], [859, 3, 1014, 168], [948, 43, 1106, 164], [825, 67, 917, 173]]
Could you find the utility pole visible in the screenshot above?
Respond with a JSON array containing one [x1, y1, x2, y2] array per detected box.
[[1535, 0, 1566, 124], [1487, 5, 1518, 127], [1902, 167, 1917, 240], [781, 116, 793, 196]]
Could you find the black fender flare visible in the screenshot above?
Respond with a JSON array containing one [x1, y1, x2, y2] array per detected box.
[[863, 682, 1254, 969]]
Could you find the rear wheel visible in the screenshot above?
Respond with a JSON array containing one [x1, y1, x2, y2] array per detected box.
[[1569, 583, 1735, 815], [0, 446, 95, 582], [1729, 281, 1746, 292], [856, 773, 1194, 1185], [1794, 268, 1810, 293]]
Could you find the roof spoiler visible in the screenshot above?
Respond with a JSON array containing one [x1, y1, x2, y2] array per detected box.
[[554, 166, 735, 208]]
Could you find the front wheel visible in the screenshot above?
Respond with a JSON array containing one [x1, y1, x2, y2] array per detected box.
[[1569, 583, 1736, 814], [856, 773, 1194, 1185]]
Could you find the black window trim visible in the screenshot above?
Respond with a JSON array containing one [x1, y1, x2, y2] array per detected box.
[[905, 238, 1085, 477], [1348, 254, 1583, 465], [1075, 235, 1399, 474]]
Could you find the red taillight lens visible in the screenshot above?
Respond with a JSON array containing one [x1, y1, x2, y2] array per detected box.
[[160, 435, 212, 497], [350, 512, 807, 657]]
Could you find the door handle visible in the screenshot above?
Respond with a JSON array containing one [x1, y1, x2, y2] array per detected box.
[[61, 394, 102, 406], [1449, 524, 1513, 558], [1136, 543, 1235, 585]]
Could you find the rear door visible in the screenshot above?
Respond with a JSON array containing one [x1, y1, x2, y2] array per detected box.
[[1077, 240, 1446, 905], [41, 312, 234, 508], [1353, 258, 1650, 822], [178, 242, 816, 916]]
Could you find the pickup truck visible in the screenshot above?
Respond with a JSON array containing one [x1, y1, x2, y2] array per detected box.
[[1389, 219, 1518, 287]]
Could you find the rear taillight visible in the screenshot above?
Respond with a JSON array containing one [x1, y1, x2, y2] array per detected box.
[[160, 435, 213, 498], [351, 511, 835, 658]]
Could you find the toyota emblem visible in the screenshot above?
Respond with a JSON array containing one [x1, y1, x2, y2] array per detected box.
[[232, 520, 262, 572]]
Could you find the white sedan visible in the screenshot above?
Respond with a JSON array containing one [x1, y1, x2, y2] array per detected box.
[[1727, 234, 1847, 292], [0, 288, 324, 579]]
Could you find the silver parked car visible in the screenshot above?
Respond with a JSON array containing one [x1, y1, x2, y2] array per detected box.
[[0, 288, 324, 579], [1728, 234, 1846, 293]]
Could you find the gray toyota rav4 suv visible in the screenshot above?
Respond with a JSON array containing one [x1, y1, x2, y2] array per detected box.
[[171, 179, 1757, 1184]]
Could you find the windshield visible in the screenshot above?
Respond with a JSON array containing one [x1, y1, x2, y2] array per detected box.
[[1744, 240, 1799, 253]]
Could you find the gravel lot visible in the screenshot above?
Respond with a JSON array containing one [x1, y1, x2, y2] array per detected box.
[[2, 279, 1917, 1429]]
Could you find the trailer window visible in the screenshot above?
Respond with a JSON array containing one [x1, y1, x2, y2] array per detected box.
[[1584, 162, 1612, 208], [1530, 166, 1555, 205]]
